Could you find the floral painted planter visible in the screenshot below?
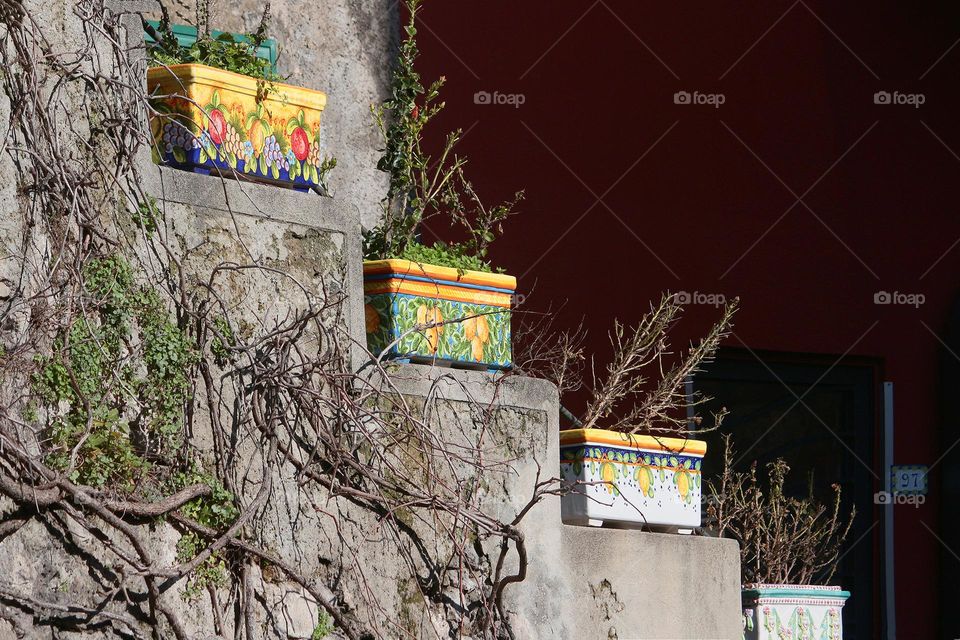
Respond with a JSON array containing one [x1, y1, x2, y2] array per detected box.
[[363, 260, 514, 370], [559, 428, 706, 528], [147, 63, 328, 192], [741, 584, 849, 640]]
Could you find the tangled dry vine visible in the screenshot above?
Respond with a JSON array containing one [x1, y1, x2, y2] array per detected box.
[[0, 2, 563, 638]]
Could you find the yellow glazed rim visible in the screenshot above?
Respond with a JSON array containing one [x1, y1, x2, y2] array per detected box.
[[147, 63, 327, 111], [363, 259, 517, 291], [559, 428, 707, 456]]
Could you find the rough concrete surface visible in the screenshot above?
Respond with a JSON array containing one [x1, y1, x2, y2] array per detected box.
[[385, 366, 744, 640], [141, 163, 368, 367], [515, 527, 743, 639]]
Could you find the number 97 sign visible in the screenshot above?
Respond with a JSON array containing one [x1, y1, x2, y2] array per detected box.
[[891, 465, 928, 496]]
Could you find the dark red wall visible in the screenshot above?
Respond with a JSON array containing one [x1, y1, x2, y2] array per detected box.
[[415, 2, 960, 635]]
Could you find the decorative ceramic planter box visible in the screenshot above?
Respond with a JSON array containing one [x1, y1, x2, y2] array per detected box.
[[742, 584, 849, 640], [559, 428, 705, 528], [363, 260, 514, 370], [147, 63, 328, 192]]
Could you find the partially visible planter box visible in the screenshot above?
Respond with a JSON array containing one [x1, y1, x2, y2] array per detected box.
[[363, 259, 515, 370], [560, 428, 705, 528], [742, 584, 849, 640], [147, 63, 328, 192]]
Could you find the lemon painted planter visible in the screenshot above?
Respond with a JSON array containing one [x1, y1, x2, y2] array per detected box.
[[741, 584, 849, 640], [560, 429, 706, 528], [147, 63, 328, 192], [363, 260, 515, 370]]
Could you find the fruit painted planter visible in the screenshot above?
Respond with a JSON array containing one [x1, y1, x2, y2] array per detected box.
[[560, 429, 706, 528], [363, 260, 515, 370], [147, 63, 328, 192], [741, 584, 849, 640]]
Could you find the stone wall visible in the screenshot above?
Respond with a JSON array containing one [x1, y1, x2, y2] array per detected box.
[[0, 2, 743, 639]]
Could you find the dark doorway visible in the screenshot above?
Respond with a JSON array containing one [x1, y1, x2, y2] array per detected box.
[[695, 349, 880, 640], [939, 294, 960, 640]]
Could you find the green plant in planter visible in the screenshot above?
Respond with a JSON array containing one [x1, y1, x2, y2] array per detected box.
[[144, 0, 280, 84], [364, 0, 523, 273], [144, 0, 337, 193], [707, 435, 856, 585]]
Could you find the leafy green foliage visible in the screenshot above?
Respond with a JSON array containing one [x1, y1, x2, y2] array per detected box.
[[172, 466, 239, 530], [138, 288, 197, 440], [170, 467, 239, 601], [176, 532, 230, 600], [43, 405, 146, 490], [209, 316, 235, 365], [312, 611, 334, 639], [145, 2, 280, 83], [132, 196, 161, 234], [396, 240, 501, 273], [364, 0, 522, 270], [32, 254, 198, 488], [316, 156, 338, 195]]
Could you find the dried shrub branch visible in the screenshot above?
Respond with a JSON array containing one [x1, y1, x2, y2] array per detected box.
[[707, 435, 856, 585], [579, 293, 738, 437]]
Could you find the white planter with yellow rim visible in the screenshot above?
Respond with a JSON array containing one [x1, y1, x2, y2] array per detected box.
[[560, 429, 706, 528]]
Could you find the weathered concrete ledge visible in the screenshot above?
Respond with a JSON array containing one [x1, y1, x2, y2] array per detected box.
[[514, 525, 743, 639], [371, 362, 559, 412], [370, 364, 743, 639], [141, 162, 368, 369]]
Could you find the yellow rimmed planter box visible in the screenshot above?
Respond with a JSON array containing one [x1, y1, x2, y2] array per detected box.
[[147, 63, 328, 192], [560, 429, 706, 528], [363, 260, 515, 370], [741, 584, 849, 640]]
